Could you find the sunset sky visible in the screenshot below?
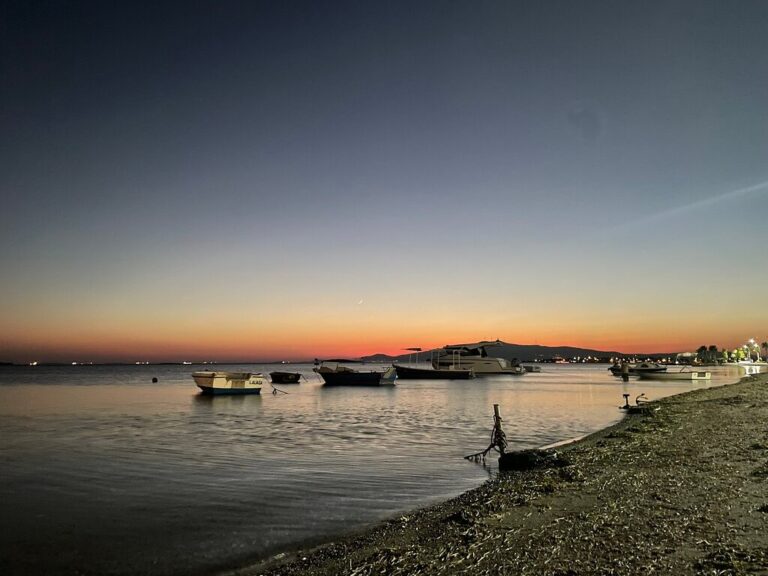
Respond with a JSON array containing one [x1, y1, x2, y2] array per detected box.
[[1, 1, 767, 362]]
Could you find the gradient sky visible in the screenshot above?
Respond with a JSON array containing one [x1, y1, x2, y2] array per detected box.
[[1, 0, 767, 362]]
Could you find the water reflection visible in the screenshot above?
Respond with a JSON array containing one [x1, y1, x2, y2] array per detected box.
[[191, 391, 263, 409]]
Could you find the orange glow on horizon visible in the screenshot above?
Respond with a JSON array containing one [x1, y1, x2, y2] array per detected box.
[[3, 320, 764, 364], [2, 288, 763, 363]]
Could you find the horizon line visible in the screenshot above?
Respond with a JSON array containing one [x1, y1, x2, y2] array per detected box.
[[2, 342, 699, 366]]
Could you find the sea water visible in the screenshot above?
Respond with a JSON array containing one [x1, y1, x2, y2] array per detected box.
[[0, 363, 742, 575]]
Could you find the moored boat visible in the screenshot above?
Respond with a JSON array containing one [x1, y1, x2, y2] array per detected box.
[[192, 371, 266, 395], [269, 371, 302, 384], [432, 341, 525, 375], [609, 362, 667, 376], [314, 363, 397, 386]]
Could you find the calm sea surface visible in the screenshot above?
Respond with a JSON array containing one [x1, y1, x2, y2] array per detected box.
[[0, 363, 744, 575]]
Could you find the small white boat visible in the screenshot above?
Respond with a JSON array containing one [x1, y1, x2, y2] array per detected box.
[[192, 371, 266, 395], [637, 370, 711, 381]]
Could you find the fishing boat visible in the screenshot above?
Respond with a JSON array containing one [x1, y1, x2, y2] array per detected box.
[[432, 341, 525, 375], [609, 362, 667, 376], [314, 363, 397, 386], [269, 371, 302, 384], [192, 371, 266, 395], [637, 369, 711, 381]]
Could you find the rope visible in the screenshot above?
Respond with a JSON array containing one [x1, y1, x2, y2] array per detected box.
[[271, 385, 289, 395]]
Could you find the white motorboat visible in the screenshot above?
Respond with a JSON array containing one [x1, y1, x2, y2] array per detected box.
[[192, 371, 266, 395], [432, 342, 524, 375], [637, 369, 711, 381]]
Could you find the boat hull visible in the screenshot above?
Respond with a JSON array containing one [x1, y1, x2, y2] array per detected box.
[[436, 366, 524, 375], [197, 385, 262, 395], [393, 364, 474, 380], [637, 371, 711, 381], [269, 371, 302, 384], [433, 359, 524, 375], [314, 365, 397, 386], [317, 373, 382, 385]]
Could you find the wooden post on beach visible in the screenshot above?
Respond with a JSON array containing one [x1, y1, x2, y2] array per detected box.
[[464, 404, 508, 462], [493, 404, 506, 455]]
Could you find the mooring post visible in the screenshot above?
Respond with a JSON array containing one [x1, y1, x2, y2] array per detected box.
[[493, 404, 507, 455], [464, 404, 508, 462]]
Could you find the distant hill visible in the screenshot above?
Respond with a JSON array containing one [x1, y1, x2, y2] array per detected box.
[[361, 341, 653, 363], [489, 342, 623, 362], [359, 354, 398, 362]]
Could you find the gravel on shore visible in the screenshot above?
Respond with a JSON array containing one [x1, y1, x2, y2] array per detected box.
[[228, 373, 768, 576]]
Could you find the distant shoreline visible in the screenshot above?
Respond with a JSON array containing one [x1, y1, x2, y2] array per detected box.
[[227, 371, 768, 576], [0, 338, 704, 366]]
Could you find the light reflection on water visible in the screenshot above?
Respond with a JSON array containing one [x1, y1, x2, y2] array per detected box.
[[0, 363, 743, 575]]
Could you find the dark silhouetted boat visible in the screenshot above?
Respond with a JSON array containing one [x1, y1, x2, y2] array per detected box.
[[314, 363, 397, 386], [269, 371, 302, 384]]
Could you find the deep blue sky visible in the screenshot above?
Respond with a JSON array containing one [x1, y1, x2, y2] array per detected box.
[[1, 1, 767, 361]]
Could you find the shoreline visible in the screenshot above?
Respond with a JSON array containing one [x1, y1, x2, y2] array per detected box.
[[224, 372, 768, 575]]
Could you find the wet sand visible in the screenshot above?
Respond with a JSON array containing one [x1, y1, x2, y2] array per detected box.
[[228, 372, 768, 575]]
